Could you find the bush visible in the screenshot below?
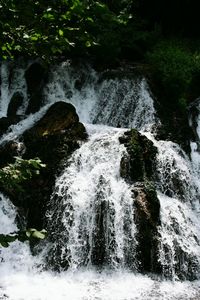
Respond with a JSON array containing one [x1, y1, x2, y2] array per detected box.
[[146, 39, 200, 109], [0, 157, 45, 192]]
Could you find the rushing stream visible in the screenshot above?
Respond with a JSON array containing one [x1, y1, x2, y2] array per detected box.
[[1, 61, 200, 299]]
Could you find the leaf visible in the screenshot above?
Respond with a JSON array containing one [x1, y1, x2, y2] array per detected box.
[[85, 41, 91, 47], [43, 13, 55, 21], [58, 29, 64, 36], [26, 228, 47, 240], [25, 230, 32, 238]]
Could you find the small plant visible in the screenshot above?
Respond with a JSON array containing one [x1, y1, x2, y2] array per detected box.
[[0, 157, 47, 247], [0, 229, 47, 247], [0, 157, 46, 192]]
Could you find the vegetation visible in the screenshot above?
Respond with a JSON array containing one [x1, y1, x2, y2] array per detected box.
[[0, 157, 46, 247], [0, 229, 47, 247], [0, 0, 134, 61], [1, 0, 200, 100], [0, 157, 45, 192], [146, 39, 200, 111]]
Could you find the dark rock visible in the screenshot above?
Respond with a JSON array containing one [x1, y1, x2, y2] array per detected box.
[[25, 62, 48, 114], [25, 63, 45, 93], [0, 102, 87, 231], [120, 129, 161, 273], [120, 128, 157, 182], [90, 176, 109, 266], [132, 182, 161, 273], [7, 92, 24, 117], [0, 140, 25, 168], [188, 97, 200, 146], [0, 115, 22, 137]]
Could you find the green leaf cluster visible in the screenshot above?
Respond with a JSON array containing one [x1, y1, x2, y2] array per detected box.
[[0, 0, 134, 61], [0, 229, 47, 247], [0, 157, 46, 192]]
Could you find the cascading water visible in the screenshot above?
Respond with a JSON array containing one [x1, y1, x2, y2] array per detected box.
[[1, 61, 200, 299], [45, 125, 136, 271]]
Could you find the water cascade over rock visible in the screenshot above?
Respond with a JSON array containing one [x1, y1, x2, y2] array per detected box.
[[1, 61, 200, 299]]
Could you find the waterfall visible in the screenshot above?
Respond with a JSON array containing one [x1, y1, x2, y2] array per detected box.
[[1, 61, 200, 299], [43, 62, 156, 129], [45, 125, 136, 271]]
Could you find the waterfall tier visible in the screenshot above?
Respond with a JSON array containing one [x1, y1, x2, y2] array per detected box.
[[1, 61, 200, 299]]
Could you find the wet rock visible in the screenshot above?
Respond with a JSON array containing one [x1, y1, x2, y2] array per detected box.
[[120, 129, 161, 273], [0, 140, 25, 168], [0, 102, 87, 230], [25, 62, 48, 114], [132, 182, 161, 273], [0, 115, 22, 137], [188, 97, 200, 144], [7, 92, 23, 117], [119, 129, 157, 182]]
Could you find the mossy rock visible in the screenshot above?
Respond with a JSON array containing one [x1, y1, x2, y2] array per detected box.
[[119, 129, 157, 182]]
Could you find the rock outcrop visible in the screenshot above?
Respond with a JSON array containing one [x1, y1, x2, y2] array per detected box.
[[0, 101, 87, 230], [119, 129, 161, 273]]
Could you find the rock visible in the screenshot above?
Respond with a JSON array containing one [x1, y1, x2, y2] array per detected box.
[[188, 97, 200, 144], [0, 102, 87, 231], [132, 182, 161, 273], [25, 62, 48, 114], [0, 115, 22, 137], [120, 129, 161, 273], [24, 101, 79, 139], [119, 129, 157, 182], [0, 140, 25, 168], [7, 92, 23, 117]]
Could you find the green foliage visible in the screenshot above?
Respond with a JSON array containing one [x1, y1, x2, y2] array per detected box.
[[0, 157, 46, 192], [0, 229, 47, 247], [0, 0, 133, 61], [146, 39, 200, 109], [0, 157, 46, 247]]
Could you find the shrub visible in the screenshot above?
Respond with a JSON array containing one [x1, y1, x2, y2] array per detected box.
[[0, 157, 45, 192], [146, 39, 200, 109]]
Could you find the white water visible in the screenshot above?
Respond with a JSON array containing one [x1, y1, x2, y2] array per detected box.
[[43, 62, 155, 130], [1, 61, 200, 299], [0, 61, 155, 146], [45, 125, 136, 271]]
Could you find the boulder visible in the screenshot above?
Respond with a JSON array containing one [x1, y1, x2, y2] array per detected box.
[[0, 102, 87, 230], [119, 129, 157, 182]]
